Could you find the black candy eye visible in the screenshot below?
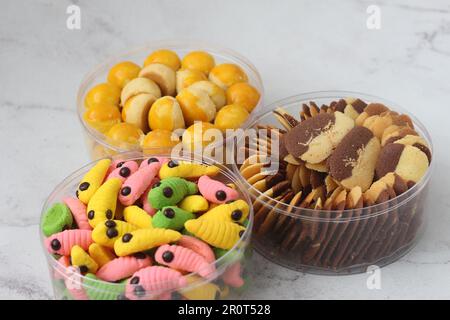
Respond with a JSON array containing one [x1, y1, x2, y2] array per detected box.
[[119, 167, 131, 177], [231, 210, 243, 221], [87, 210, 95, 220], [121, 187, 131, 196], [215, 190, 227, 201], [105, 209, 113, 220], [239, 230, 245, 237], [50, 239, 61, 251], [130, 276, 140, 284], [147, 158, 159, 164], [117, 293, 129, 300], [116, 162, 125, 168], [106, 228, 118, 239], [79, 265, 88, 274], [134, 285, 146, 297], [163, 208, 175, 218], [163, 187, 173, 198], [167, 160, 178, 168], [105, 220, 116, 228], [162, 251, 174, 263], [122, 233, 133, 242], [75, 190, 79, 198], [79, 182, 89, 191]]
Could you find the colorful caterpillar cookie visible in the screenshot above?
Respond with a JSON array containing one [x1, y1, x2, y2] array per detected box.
[[45, 229, 93, 255], [114, 228, 181, 256], [140, 178, 159, 215], [123, 206, 153, 229], [92, 220, 137, 248], [159, 160, 220, 179], [76, 159, 111, 204], [71, 245, 98, 274], [84, 273, 127, 300], [88, 243, 115, 267], [199, 199, 249, 224], [63, 197, 91, 230], [179, 195, 209, 213], [179, 275, 222, 300], [107, 160, 139, 183], [41, 202, 73, 237], [139, 157, 169, 169], [119, 161, 161, 206], [184, 219, 245, 250], [155, 244, 215, 278], [152, 206, 195, 230], [148, 177, 198, 209], [97, 253, 152, 282], [177, 235, 216, 264], [86, 178, 122, 228], [125, 266, 187, 300], [198, 175, 239, 204]]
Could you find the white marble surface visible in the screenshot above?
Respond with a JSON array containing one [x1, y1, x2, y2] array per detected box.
[[0, 0, 449, 299]]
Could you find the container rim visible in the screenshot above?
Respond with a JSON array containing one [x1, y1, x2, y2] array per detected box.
[[40, 150, 253, 292], [76, 40, 265, 154], [231, 90, 434, 222]]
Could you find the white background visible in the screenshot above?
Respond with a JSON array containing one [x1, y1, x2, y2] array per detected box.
[[0, 0, 449, 299]]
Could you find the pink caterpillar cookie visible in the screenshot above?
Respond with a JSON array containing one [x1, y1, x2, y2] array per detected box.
[[45, 229, 93, 255], [125, 266, 187, 300], [63, 197, 91, 230], [222, 262, 244, 288], [107, 161, 139, 183], [139, 157, 169, 169], [155, 244, 215, 278], [96, 253, 152, 282], [177, 235, 215, 264], [198, 175, 239, 204], [140, 177, 160, 216], [119, 161, 161, 206]]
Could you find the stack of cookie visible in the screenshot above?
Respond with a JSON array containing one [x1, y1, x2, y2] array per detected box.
[[238, 98, 432, 272]]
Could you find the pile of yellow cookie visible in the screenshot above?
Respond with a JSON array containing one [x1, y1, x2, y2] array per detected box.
[[83, 49, 261, 151]]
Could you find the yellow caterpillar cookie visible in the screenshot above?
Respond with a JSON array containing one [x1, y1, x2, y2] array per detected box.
[[92, 220, 137, 248], [87, 178, 122, 228], [76, 159, 111, 204], [159, 160, 220, 179], [200, 199, 249, 224], [179, 195, 209, 213], [88, 243, 115, 267], [123, 206, 153, 229], [71, 245, 98, 274], [114, 228, 181, 256], [180, 275, 222, 300], [184, 219, 245, 250]]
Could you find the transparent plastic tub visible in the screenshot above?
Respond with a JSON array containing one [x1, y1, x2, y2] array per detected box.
[[77, 41, 264, 160], [232, 91, 434, 275], [40, 151, 253, 299]]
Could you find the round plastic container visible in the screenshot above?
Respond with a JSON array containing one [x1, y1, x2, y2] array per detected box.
[[40, 151, 253, 300], [77, 41, 265, 160], [232, 91, 434, 275]]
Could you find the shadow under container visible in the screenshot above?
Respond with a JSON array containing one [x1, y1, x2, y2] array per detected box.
[[77, 41, 265, 160], [40, 151, 253, 300], [232, 91, 433, 275]]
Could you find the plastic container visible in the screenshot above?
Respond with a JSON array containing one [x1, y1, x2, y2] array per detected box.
[[40, 151, 253, 300], [77, 41, 264, 160], [232, 91, 434, 275]]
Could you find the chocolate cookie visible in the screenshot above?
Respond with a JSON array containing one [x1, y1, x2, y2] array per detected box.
[[328, 126, 381, 192], [284, 112, 354, 164], [376, 143, 429, 183]]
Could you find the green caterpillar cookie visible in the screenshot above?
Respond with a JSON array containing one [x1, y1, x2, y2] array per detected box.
[[152, 206, 195, 230], [148, 177, 198, 209], [41, 203, 73, 236], [83, 273, 126, 300]]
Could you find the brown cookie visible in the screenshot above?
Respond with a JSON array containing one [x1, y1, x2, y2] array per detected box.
[[376, 143, 429, 183], [355, 103, 389, 126], [328, 126, 381, 192], [394, 135, 432, 163], [284, 112, 354, 164]]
